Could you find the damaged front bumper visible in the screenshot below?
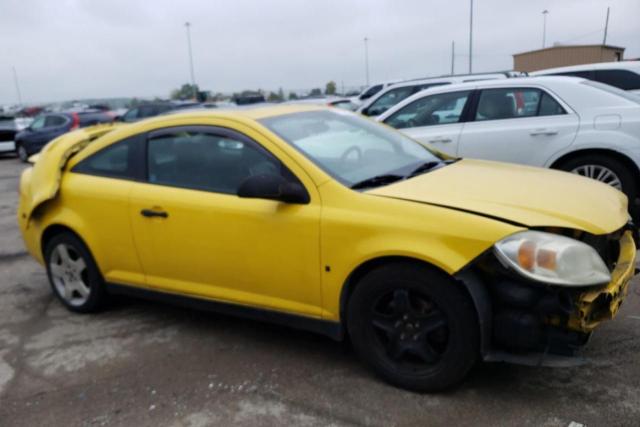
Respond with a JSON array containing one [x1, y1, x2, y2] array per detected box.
[[464, 229, 636, 367], [565, 230, 636, 333]]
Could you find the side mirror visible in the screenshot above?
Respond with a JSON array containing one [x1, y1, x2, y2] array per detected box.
[[237, 174, 310, 204]]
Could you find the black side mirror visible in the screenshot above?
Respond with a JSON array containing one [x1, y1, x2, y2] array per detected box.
[[237, 174, 309, 204]]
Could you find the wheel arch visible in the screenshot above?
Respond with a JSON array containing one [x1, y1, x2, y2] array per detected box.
[[41, 223, 87, 259], [339, 256, 490, 353], [549, 148, 640, 184]]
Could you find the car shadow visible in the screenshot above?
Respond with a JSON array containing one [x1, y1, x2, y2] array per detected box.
[[104, 293, 526, 393]]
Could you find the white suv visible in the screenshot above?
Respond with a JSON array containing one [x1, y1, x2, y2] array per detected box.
[[377, 76, 640, 215], [358, 72, 521, 118], [531, 61, 640, 95]]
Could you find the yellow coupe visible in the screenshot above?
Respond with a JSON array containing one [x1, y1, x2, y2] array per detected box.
[[18, 105, 636, 391]]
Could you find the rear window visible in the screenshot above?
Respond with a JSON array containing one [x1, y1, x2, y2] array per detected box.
[[44, 115, 68, 127], [594, 69, 640, 90]]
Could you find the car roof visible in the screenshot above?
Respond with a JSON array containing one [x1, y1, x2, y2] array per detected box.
[[405, 75, 587, 94], [531, 60, 640, 75]]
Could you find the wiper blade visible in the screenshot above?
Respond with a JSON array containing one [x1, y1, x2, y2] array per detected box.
[[351, 174, 405, 190], [407, 159, 457, 178]]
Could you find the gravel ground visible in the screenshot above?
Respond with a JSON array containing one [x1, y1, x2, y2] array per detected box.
[[0, 154, 639, 427]]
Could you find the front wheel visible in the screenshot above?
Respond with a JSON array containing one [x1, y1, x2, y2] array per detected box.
[[44, 232, 107, 313], [347, 262, 479, 392]]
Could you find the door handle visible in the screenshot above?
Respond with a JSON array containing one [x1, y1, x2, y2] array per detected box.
[[428, 137, 453, 143], [530, 129, 559, 136], [140, 208, 168, 218]]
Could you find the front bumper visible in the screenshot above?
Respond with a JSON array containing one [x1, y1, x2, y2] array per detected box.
[[473, 229, 636, 363], [566, 230, 636, 333]]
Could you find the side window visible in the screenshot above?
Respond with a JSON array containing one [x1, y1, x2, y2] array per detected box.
[[360, 84, 383, 100], [538, 92, 566, 116], [147, 129, 287, 194], [44, 115, 68, 127], [29, 116, 46, 130], [594, 69, 640, 91], [384, 91, 471, 129], [73, 136, 142, 180], [139, 105, 158, 118], [475, 88, 541, 121], [365, 86, 416, 116], [122, 108, 139, 122]]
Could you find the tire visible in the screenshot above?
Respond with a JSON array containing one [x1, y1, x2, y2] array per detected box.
[[44, 232, 107, 313], [558, 154, 639, 220], [347, 262, 479, 392], [16, 143, 28, 163]]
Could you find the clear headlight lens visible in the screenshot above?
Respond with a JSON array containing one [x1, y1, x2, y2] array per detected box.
[[494, 231, 611, 287]]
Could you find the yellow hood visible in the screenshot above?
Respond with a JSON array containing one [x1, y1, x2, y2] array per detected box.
[[22, 124, 121, 222], [369, 159, 628, 235]]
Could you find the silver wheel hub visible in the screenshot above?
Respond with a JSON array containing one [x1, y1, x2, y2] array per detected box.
[[49, 243, 90, 306], [571, 164, 622, 190]]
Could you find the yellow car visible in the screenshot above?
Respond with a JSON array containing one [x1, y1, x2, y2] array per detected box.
[[18, 105, 636, 392]]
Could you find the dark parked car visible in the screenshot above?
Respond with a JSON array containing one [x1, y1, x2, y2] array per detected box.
[[117, 101, 200, 123], [15, 110, 113, 162]]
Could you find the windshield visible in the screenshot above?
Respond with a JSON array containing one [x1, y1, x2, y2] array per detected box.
[[260, 110, 444, 187]]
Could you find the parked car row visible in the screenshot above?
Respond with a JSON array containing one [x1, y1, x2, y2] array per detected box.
[[14, 110, 115, 161], [357, 71, 523, 117], [3, 101, 218, 161]]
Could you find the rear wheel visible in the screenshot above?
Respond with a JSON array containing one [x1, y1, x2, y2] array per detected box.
[[347, 262, 479, 392], [16, 143, 28, 162], [559, 154, 638, 220], [44, 232, 107, 313]]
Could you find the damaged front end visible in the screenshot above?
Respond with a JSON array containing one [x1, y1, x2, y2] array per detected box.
[[459, 225, 637, 366]]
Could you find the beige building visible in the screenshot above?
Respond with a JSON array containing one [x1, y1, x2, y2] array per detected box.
[[513, 44, 625, 72]]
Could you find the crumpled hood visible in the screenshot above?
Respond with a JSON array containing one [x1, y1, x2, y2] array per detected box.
[[22, 124, 121, 221], [368, 159, 628, 235]]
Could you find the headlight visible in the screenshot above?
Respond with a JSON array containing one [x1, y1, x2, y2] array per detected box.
[[494, 231, 611, 287]]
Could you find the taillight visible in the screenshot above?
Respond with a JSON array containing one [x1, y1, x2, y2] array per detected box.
[[70, 113, 80, 130]]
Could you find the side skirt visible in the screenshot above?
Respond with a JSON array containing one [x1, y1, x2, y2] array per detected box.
[[107, 283, 344, 341]]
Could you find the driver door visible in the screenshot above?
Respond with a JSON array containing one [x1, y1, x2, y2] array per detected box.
[[382, 90, 473, 156], [129, 125, 323, 317]]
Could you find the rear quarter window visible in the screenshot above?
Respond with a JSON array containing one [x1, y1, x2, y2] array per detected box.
[[72, 135, 144, 180]]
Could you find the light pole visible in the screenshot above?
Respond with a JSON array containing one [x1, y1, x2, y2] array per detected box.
[[542, 10, 549, 48], [364, 37, 370, 86], [468, 0, 473, 74], [12, 66, 23, 106], [184, 22, 197, 99], [451, 41, 455, 75]]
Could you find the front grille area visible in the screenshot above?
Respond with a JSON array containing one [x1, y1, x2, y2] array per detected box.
[[580, 228, 623, 271]]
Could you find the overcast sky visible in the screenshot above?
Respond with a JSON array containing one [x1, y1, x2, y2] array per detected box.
[[1, 0, 639, 104]]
